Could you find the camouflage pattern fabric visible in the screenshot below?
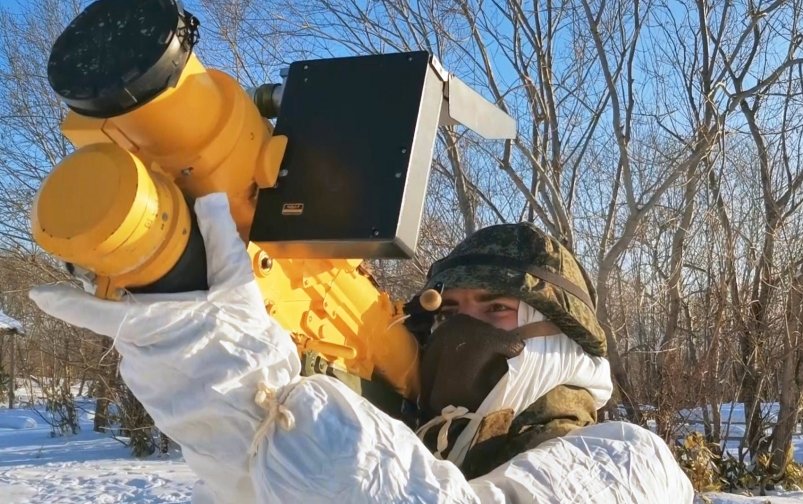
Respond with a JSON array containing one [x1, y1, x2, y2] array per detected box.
[[419, 385, 598, 478], [423, 222, 607, 357], [461, 385, 597, 479]]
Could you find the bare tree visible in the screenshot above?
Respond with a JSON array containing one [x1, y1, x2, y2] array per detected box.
[[193, 0, 803, 440], [4, 0, 803, 480]]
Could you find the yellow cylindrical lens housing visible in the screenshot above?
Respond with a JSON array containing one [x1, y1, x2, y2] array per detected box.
[[58, 54, 275, 240], [110, 55, 227, 161], [102, 54, 272, 236], [32, 143, 191, 288]]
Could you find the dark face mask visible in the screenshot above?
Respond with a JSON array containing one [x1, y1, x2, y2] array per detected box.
[[419, 314, 559, 421]]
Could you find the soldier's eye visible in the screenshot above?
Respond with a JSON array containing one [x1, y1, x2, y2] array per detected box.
[[488, 303, 514, 313]]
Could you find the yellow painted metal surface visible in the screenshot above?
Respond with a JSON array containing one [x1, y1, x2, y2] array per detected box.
[[61, 113, 110, 147], [249, 247, 420, 398], [31, 143, 190, 289], [255, 135, 287, 188]]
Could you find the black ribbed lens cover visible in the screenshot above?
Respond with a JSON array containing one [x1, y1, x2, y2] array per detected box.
[[48, 0, 194, 118]]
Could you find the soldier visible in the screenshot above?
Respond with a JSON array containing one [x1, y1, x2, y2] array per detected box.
[[31, 194, 693, 503], [413, 221, 614, 478]]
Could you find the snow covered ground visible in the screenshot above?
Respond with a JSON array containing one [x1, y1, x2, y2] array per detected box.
[[0, 395, 195, 503], [2, 395, 803, 503], [698, 493, 803, 503]]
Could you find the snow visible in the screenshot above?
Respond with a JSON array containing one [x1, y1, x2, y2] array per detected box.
[[0, 415, 36, 430], [1, 396, 803, 503], [696, 492, 803, 503], [0, 399, 195, 503], [675, 403, 803, 463], [0, 310, 22, 332], [678, 402, 782, 428]]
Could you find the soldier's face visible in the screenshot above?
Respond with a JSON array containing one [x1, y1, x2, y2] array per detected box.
[[438, 288, 520, 331]]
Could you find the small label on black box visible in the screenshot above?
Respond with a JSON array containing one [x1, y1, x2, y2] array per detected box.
[[281, 203, 304, 215]]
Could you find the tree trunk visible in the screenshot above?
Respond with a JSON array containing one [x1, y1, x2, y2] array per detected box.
[[657, 166, 699, 440], [769, 271, 803, 473], [7, 329, 15, 409], [740, 220, 777, 459], [596, 282, 643, 424], [442, 131, 475, 236], [93, 337, 117, 433], [77, 371, 87, 398]]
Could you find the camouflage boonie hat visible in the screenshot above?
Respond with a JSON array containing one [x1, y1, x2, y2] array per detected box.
[[423, 222, 607, 357]]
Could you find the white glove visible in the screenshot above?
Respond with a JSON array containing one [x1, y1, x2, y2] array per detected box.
[[30, 193, 301, 503]]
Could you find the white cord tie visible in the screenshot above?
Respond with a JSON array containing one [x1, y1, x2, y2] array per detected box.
[[249, 382, 295, 457], [415, 405, 481, 460]]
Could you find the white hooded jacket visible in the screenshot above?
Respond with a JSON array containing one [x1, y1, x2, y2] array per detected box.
[[30, 194, 694, 503]]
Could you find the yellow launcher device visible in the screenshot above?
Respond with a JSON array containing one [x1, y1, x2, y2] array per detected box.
[[32, 0, 516, 415], [32, 0, 419, 407]]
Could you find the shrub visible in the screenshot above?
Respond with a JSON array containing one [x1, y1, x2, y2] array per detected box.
[[676, 432, 803, 494], [676, 432, 722, 492]]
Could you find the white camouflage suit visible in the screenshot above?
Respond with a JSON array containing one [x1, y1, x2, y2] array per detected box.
[[32, 194, 694, 503]]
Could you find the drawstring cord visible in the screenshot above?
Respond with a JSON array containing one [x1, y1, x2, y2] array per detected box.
[[249, 382, 295, 457], [385, 313, 411, 331], [416, 405, 481, 460]]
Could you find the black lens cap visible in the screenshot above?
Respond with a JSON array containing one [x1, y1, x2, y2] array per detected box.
[[48, 0, 197, 118]]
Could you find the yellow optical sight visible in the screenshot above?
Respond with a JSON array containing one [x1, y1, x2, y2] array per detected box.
[[34, 0, 278, 297]]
